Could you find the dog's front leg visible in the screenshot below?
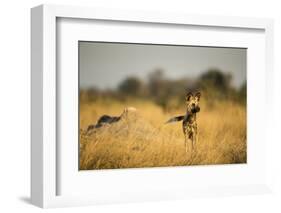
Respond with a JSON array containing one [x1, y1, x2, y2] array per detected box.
[[193, 126, 198, 151]]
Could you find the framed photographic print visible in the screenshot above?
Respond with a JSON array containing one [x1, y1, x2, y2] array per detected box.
[[31, 4, 274, 208]]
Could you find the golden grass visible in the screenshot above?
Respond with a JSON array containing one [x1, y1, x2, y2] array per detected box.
[[79, 99, 246, 170]]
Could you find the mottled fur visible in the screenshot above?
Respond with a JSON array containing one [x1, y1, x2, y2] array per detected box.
[[166, 92, 201, 152]]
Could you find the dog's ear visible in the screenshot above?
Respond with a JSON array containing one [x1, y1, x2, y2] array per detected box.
[[195, 92, 201, 101], [186, 92, 193, 102]]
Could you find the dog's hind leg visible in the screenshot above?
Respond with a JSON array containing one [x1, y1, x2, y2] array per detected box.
[[193, 135, 197, 151], [184, 136, 188, 153], [183, 125, 188, 153], [191, 136, 194, 150]]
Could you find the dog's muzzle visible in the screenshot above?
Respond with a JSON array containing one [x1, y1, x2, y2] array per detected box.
[[191, 106, 200, 113]]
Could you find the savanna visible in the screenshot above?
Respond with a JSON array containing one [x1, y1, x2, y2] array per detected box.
[[79, 42, 247, 170], [79, 71, 246, 170]]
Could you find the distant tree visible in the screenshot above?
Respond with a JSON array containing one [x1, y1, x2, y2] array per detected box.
[[199, 68, 232, 91], [198, 68, 234, 100], [148, 68, 165, 82], [79, 87, 100, 102], [147, 68, 166, 98], [239, 81, 247, 104], [118, 76, 146, 97]]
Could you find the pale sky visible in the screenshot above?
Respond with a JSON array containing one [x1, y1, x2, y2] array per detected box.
[[79, 42, 246, 89]]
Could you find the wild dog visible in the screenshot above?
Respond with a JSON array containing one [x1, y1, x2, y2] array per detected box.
[[166, 92, 201, 152], [87, 107, 137, 132]]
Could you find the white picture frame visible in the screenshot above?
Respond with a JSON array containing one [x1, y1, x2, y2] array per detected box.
[[31, 4, 274, 208]]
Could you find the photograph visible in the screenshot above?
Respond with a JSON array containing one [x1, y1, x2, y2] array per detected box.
[[79, 41, 247, 170]]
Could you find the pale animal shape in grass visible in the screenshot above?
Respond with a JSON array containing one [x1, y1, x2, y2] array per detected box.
[[87, 107, 137, 131]]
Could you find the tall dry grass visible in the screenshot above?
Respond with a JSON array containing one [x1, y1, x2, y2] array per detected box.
[[79, 99, 246, 170]]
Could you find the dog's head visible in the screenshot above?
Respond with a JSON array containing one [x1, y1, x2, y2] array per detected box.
[[120, 107, 138, 120], [185, 92, 201, 114]]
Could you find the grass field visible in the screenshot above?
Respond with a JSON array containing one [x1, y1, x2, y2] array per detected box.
[[79, 99, 246, 170]]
